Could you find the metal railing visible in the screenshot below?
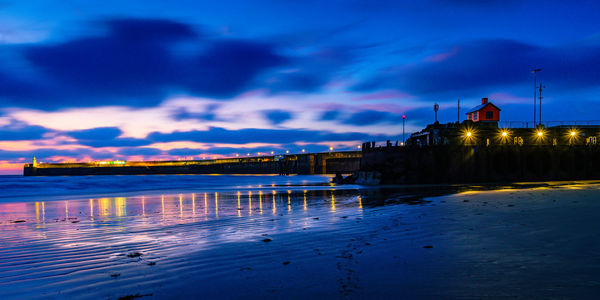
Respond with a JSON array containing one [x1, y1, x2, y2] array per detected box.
[[498, 120, 600, 128]]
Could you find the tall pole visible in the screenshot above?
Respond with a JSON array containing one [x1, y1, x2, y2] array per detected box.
[[457, 98, 460, 123], [539, 82, 544, 126], [402, 114, 406, 144], [532, 68, 541, 127]]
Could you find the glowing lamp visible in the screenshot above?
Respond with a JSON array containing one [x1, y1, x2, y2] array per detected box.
[[537, 131, 543, 137], [466, 131, 472, 137], [570, 131, 576, 136], [501, 131, 508, 137]]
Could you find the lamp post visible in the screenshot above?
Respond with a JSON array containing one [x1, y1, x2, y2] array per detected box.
[[433, 103, 439, 123], [532, 68, 542, 127], [538, 82, 545, 126], [402, 114, 406, 144]]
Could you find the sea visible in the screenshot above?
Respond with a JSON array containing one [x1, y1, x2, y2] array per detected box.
[[1, 175, 599, 299]]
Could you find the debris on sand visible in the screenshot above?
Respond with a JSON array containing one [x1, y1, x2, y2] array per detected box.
[[11, 220, 26, 223], [127, 252, 143, 258], [71, 220, 80, 223], [282, 261, 290, 265], [262, 238, 272, 242], [240, 267, 252, 271], [313, 217, 319, 220], [110, 273, 121, 278], [423, 245, 434, 249], [147, 261, 156, 266]]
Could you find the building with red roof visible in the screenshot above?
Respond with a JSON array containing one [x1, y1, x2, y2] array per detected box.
[[465, 97, 500, 122]]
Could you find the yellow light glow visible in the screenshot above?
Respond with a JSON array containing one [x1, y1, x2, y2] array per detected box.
[[537, 131, 543, 137], [570, 131, 576, 136], [329, 147, 333, 151], [466, 131, 472, 137], [179, 194, 183, 218], [301, 149, 305, 153], [285, 150, 289, 154], [502, 131, 508, 137], [248, 191, 252, 215]]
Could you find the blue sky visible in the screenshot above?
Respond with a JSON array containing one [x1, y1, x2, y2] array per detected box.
[[0, 0, 599, 172]]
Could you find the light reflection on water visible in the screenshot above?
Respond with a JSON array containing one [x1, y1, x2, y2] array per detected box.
[[0, 189, 363, 227]]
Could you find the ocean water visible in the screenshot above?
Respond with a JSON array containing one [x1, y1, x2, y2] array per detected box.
[[0, 174, 337, 202], [1, 175, 600, 299]]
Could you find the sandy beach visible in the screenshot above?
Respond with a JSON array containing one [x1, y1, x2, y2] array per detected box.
[[1, 176, 600, 299]]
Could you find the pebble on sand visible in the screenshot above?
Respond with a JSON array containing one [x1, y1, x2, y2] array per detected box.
[[127, 252, 143, 258]]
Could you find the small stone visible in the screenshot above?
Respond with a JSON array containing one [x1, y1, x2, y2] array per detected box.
[[282, 261, 290, 265], [423, 245, 434, 249], [126, 252, 142, 258], [262, 238, 272, 242]]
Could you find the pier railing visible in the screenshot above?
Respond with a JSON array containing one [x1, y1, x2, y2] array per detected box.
[[499, 120, 600, 128]]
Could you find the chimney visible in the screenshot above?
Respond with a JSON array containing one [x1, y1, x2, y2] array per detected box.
[[481, 97, 488, 104]]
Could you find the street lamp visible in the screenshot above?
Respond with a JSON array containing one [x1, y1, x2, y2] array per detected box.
[[402, 114, 406, 143]]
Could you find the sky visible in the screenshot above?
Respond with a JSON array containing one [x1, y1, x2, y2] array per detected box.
[[0, 0, 600, 173]]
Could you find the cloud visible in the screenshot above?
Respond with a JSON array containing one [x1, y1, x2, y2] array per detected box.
[[0, 18, 289, 109], [354, 39, 600, 96], [147, 127, 389, 144], [320, 110, 340, 121], [343, 110, 392, 125], [0, 122, 50, 141], [260, 47, 355, 93], [66, 127, 151, 147], [263, 110, 293, 125]]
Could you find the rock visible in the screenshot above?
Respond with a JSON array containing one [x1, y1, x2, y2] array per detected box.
[[262, 238, 272, 242], [127, 252, 142, 258], [282, 261, 290, 265], [423, 245, 433, 249]]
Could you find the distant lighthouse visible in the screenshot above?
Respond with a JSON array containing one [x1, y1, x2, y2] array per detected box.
[[33, 156, 37, 168]]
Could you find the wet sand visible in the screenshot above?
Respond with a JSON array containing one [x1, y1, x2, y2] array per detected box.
[[1, 179, 600, 299]]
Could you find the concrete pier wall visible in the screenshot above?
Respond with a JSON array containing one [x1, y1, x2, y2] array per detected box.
[[360, 145, 600, 184], [23, 151, 362, 176]]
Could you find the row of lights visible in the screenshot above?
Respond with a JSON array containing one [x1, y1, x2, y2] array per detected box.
[[187, 144, 365, 161], [464, 128, 582, 140]]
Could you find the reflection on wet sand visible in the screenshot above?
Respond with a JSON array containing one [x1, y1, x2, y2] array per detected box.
[[1, 189, 370, 227]]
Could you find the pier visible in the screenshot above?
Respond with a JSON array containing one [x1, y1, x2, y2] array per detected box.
[[23, 151, 362, 176]]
